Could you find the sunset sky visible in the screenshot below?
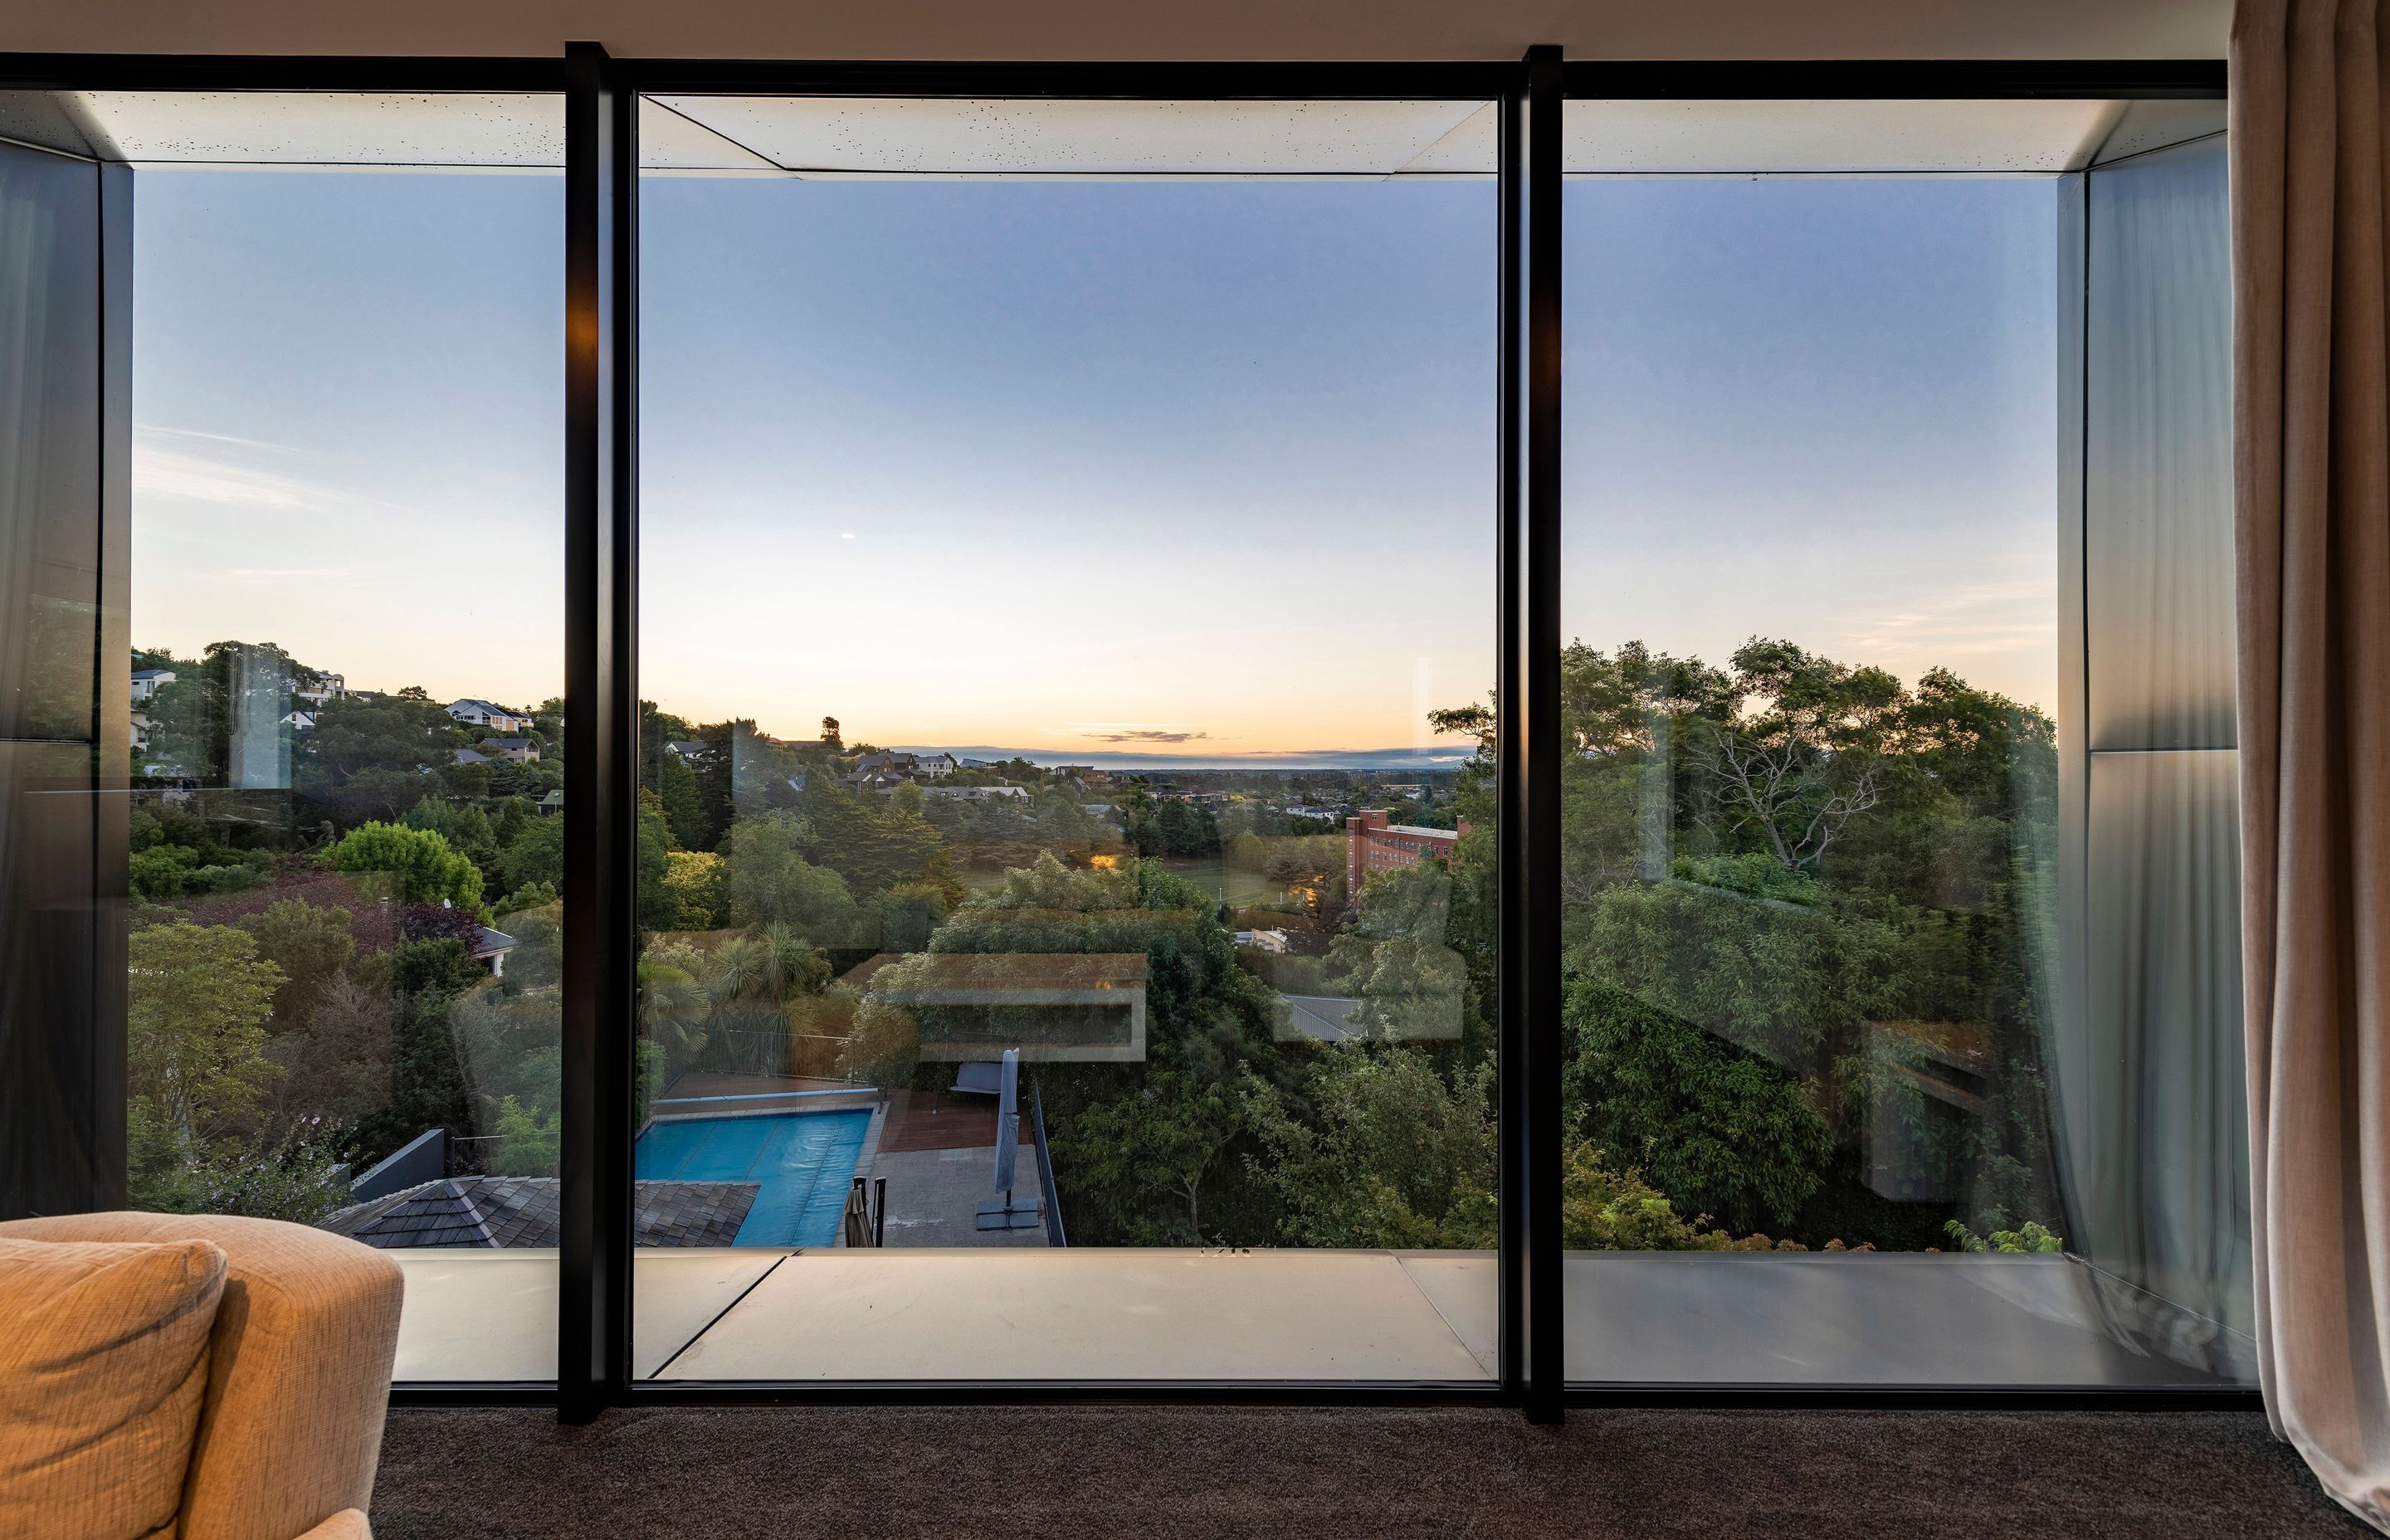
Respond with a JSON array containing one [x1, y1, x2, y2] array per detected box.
[[132, 163, 2057, 763]]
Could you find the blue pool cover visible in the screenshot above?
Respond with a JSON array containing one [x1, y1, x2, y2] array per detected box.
[[634, 1109, 873, 1247]]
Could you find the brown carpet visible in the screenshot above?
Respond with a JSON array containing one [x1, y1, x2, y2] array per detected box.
[[373, 1406, 2365, 1538]]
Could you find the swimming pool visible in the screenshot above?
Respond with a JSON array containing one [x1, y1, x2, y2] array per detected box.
[[634, 1109, 873, 1248]]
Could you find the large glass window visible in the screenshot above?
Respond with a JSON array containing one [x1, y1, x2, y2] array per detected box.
[[631, 95, 1503, 1381], [1555, 99, 2247, 1386], [0, 71, 2248, 1401], [84, 91, 563, 1382]]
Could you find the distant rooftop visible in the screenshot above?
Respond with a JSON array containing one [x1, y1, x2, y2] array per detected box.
[[323, 1176, 758, 1249]]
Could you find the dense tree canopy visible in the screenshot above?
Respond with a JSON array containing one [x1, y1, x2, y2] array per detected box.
[[326, 821, 485, 912]]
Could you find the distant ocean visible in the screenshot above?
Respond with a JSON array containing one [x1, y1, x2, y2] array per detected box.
[[889, 746, 1475, 772]]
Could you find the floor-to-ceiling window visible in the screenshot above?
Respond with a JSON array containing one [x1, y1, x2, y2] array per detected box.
[[1554, 95, 2247, 1386], [0, 64, 2245, 1401], [0, 88, 569, 1382], [629, 93, 1505, 1381]]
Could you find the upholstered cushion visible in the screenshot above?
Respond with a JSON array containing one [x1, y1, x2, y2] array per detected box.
[[0, 1215, 403, 1540], [0, 1235, 229, 1540], [0, 1215, 402, 1540]]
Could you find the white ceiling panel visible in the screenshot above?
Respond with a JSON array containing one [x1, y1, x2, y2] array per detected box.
[[2087, 98, 2227, 165], [1563, 98, 2145, 175], [648, 95, 1495, 177], [64, 90, 563, 167], [638, 95, 783, 173]]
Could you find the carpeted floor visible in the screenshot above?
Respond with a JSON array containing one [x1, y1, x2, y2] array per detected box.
[[373, 1406, 2368, 1538]]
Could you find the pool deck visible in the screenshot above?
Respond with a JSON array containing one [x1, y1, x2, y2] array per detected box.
[[853, 1087, 1049, 1250]]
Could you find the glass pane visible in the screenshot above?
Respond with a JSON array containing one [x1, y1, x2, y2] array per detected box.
[[115, 94, 565, 1382], [632, 96, 1500, 1381], [1556, 101, 2248, 1386]]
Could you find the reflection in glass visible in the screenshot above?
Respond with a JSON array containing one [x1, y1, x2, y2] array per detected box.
[[1556, 103, 2247, 1386]]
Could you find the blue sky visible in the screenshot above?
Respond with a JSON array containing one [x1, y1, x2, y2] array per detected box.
[[1563, 176, 2059, 714], [132, 163, 2059, 761]]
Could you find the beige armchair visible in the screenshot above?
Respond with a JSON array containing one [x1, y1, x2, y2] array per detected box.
[[0, 1212, 403, 1540]]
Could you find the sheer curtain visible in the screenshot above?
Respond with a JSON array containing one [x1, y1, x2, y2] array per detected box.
[[2231, 0, 2390, 1529]]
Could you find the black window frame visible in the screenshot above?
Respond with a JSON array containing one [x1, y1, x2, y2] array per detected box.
[[0, 45, 2234, 1423]]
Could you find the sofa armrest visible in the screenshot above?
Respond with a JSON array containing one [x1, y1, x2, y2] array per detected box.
[[293, 1509, 372, 1540]]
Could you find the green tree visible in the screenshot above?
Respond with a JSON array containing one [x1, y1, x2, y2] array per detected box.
[[500, 816, 564, 895], [875, 881, 950, 953], [639, 701, 710, 850], [1563, 975, 1832, 1233], [295, 691, 468, 825], [1687, 638, 1909, 875], [637, 788, 677, 933], [1052, 1067, 1250, 1241], [404, 795, 503, 899], [1246, 1050, 1496, 1249], [719, 811, 859, 940], [351, 939, 483, 1164], [127, 923, 287, 1141], [261, 973, 392, 1132], [797, 782, 949, 899], [488, 1094, 560, 1177], [660, 850, 726, 930], [327, 821, 485, 911], [234, 898, 356, 1028]]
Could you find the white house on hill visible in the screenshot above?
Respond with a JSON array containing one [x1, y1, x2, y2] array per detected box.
[[447, 699, 531, 733]]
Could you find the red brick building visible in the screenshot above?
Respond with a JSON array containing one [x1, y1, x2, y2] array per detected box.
[[1346, 809, 1471, 896]]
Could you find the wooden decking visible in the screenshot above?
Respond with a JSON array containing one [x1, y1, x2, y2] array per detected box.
[[874, 1087, 1032, 1153]]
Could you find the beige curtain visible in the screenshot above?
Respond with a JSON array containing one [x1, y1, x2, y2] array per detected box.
[[2232, 0, 2390, 1530]]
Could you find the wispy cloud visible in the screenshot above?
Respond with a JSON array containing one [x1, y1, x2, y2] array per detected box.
[[1094, 729, 1211, 744], [1044, 723, 1212, 743], [132, 426, 402, 517], [1832, 573, 2053, 663]]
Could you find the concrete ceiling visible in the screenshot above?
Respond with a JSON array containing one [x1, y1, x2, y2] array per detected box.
[[4, 0, 2228, 65], [8, 90, 2224, 175]]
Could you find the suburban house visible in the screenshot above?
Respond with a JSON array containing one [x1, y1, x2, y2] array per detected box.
[[446, 698, 532, 733], [849, 750, 919, 779], [294, 670, 345, 705], [129, 666, 174, 701], [478, 737, 539, 764], [663, 739, 710, 761], [452, 747, 490, 767], [922, 783, 1031, 802], [280, 709, 318, 733], [471, 925, 517, 977]]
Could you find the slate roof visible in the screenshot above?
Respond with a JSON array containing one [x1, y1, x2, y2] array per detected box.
[[320, 1177, 759, 1249]]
